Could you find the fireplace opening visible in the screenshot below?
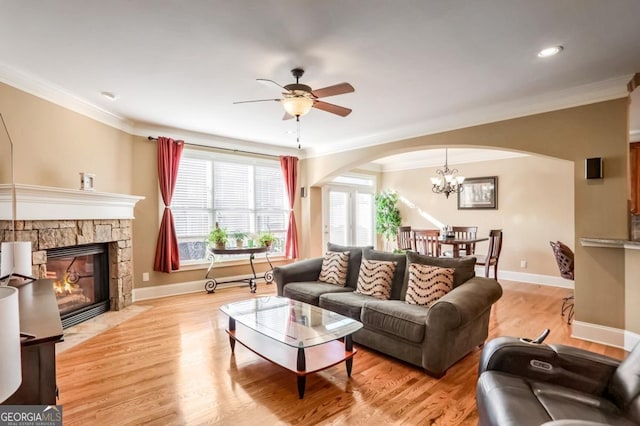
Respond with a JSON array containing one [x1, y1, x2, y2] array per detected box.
[[46, 243, 110, 329]]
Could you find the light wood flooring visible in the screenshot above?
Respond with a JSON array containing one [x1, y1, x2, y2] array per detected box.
[[56, 280, 626, 425]]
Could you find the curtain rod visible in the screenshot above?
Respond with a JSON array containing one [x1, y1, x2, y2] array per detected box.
[[147, 136, 281, 159]]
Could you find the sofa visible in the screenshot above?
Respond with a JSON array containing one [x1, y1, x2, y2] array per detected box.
[[476, 336, 640, 426], [273, 243, 503, 377]]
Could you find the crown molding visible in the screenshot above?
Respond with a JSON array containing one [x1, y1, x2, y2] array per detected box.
[[306, 75, 632, 158], [0, 60, 631, 159], [0, 62, 301, 158], [133, 122, 302, 158], [0, 62, 135, 134]]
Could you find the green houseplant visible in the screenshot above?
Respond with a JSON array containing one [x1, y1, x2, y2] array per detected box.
[[375, 190, 402, 243], [258, 232, 276, 249], [208, 226, 228, 250], [230, 231, 248, 248]]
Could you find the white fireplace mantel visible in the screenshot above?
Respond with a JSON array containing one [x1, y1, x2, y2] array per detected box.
[[0, 184, 145, 221]]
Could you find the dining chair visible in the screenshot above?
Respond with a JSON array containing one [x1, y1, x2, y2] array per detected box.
[[442, 226, 478, 257], [550, 241, 575, 324], [396, 226, 413, 251], [412, 229, 441, 257], [475, 229, 503, 279], [452, 226, 478, 255]]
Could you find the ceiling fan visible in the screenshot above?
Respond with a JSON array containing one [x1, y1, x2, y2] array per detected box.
[[234, 68, 355, 120]]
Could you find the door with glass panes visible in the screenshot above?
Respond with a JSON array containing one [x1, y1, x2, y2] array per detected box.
[[324, 185, 375, 247]]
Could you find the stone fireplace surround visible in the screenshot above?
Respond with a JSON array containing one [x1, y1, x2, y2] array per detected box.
[[0, 184, 144, 311]]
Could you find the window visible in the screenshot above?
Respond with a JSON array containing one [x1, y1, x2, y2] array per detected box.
[[172, 150, 288, 264]]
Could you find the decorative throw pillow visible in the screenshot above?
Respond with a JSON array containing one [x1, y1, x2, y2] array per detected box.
[[355, 259, 397, 300], [405, 263, 454, 307], [318, 251, 350, 286], [406, 251, 475, 289]]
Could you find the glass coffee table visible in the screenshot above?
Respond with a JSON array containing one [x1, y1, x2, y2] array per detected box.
[[220, 296, 363, 399]]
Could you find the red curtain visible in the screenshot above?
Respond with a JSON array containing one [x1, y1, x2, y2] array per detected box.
[[280, 156, 299, 259], [153, 137, 185, 272]]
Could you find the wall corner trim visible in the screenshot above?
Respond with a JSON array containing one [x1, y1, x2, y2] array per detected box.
[[625, 331, 640, 351], [572, 320, 626, 349]]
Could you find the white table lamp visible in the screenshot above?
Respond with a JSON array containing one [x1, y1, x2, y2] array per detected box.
[[0, 285, 21, 402], [0, 241, 34, 282]]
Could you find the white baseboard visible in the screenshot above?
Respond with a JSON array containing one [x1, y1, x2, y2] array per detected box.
[[132, 274, 260, 302], [572, 321, 626, 349], [475, 267, 574, 288], [135, 268, 567, 301]]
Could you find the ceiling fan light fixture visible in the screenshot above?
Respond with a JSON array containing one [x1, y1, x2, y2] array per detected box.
[[282, 97, 314, 117]]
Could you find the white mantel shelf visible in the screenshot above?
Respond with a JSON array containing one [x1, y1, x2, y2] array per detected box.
[[580, 237, 640, 251], [0, 184, 145, 220]]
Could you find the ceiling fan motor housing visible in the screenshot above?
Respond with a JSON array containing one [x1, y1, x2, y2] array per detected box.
[[284, 83, 313, 96]]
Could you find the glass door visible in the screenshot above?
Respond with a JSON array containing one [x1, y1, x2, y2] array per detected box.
[[324, 184, 375, 248]]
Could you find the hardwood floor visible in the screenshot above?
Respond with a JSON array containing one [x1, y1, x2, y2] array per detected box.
[[56, 280, 626, 425]]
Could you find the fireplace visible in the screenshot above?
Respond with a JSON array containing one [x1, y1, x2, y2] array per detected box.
[[47, 244, 110, 329], [0, 184, 145, 323]]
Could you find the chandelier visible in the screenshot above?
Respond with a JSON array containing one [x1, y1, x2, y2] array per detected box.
[[430, 148, 465, 198]]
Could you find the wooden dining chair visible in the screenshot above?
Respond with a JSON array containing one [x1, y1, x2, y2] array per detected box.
[[412, 229, 441, 257], [475, 229, 503, 279], [452, 226, 478, 256], [442, 226, 478, 257], [396, 226, 413, 251]]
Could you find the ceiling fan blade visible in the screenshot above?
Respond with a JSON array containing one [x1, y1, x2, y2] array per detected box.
[[282, 111, 295, 120], [312, 82, 355, 98], [233, 99, 281, 104], [257, 79, 286, 90], [313, 100, 352, 117]]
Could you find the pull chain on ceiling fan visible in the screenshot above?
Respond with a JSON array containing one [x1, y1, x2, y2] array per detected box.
[[234, 68, 355, 148]]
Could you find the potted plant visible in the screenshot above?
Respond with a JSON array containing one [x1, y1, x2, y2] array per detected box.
[[375, 191, 402, 249], [230, 231, 248, 248], [258, 231, 276, 249], [208, 225, 228, 250]]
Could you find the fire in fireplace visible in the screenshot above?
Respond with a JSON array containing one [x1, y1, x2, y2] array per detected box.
[[46, 243, 109, 329]]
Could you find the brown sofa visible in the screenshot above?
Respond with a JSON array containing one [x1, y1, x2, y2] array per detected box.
[[273, 243, 503, 377]]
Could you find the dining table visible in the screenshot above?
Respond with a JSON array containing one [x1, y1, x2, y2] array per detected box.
[[437, 236, 489, 258]]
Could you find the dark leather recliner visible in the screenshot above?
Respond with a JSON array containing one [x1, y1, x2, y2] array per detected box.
[[476, 337, 640, 426]]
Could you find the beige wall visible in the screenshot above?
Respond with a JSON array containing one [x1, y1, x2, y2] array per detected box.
[[301, 98, 630, 329], [0, 83, 133, 192], [626, 249, 640, 334], [381, 155, 574, 276], [3, 80, 636, 334]]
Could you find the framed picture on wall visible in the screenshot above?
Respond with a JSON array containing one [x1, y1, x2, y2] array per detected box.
[[457, 176, 498, 210]]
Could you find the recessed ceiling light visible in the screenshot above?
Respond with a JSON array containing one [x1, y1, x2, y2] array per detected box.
[[285, 130, 295, 135], [100, 91, 119, 101], [537, 45, 563, 58]]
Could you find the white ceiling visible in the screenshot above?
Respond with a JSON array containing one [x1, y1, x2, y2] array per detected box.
[[1, 1, 639, 161]]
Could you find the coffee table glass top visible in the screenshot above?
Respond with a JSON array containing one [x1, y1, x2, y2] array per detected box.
[[220, 296, 363, 349]]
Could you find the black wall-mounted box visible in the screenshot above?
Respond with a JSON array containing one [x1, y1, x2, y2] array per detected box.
[[585, 157, 603, 179]]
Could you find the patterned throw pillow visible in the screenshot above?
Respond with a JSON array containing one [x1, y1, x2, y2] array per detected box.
[[355, 259, 397, 300], [318, 251, 350, 286], [405, 263, 454, 306]]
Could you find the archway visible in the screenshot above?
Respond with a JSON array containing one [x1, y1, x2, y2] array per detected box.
[[299, 98, 629, 336]]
